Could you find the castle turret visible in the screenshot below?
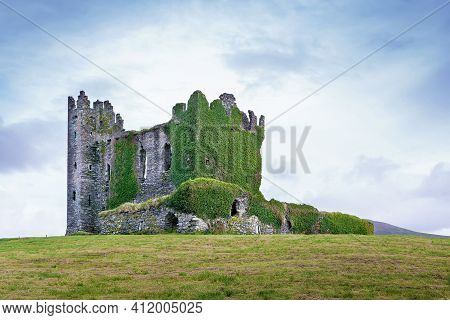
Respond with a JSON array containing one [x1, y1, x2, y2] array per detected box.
[[66, 91, 100, 234], [76, 91, 90, 109]]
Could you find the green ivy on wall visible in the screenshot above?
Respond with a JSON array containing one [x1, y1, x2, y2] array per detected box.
[[169, 91, 264, 193], [107, 134, 139, 209]]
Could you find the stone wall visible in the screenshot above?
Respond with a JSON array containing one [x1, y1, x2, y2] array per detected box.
[[99, 206, 178, 234], [98, 205, 275, 235], [134, 123, 175, 202]]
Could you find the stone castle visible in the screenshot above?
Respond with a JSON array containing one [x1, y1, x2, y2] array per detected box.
[[66, 90, 265, 235]]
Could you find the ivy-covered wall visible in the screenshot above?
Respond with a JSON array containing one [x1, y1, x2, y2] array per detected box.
[[169, 91, 264, 193], [107, 134, 139, 209]]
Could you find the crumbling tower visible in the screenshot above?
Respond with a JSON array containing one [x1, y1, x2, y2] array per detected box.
[[66, 91, 124, 234]]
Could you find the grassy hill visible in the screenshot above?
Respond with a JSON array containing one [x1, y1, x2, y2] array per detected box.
[[0, 234, 448, 299]]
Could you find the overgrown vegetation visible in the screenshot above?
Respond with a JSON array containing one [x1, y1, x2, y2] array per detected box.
[[100, 196, 168, 217], [166, 178, 244, 220], [287, 203, 321, 234], [320, 212, 374, 235], [248, 195, 283, 229], [102, 174, 373, 235], [0, 235, 448, 299], [169, 91, 264, 193], [285, 204, 373, 235], [98, 114, 113, 135], [107, 135, 139, 209]]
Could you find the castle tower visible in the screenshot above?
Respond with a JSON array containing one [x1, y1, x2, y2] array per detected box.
[[66, 91, 101, 234]]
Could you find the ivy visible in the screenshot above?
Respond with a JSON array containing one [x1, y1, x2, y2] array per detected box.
[[286, 203, 321, 234], [320, 212, 374, 235], [106, 134, 139, 209], [248, 195, 283, 229], [166, 178, 244, 220], [169, 91, 264, 193]]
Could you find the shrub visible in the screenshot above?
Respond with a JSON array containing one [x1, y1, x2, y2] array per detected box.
[[364, 220, 375, 235], [286, 203, 320, 234], [248, 195, 282, 229], [166, 178, 244, 220], [320, 212, 373, 235]]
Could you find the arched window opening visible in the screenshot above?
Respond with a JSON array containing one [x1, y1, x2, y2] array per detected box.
[[166, 213, 178, 230], [72, 191, 76, 201], [89, 164, 92, 171], [74, 162, 77, 169], [140, 146, 147, 179], [74, 131, 77, 139], [231, 200, 239, 216], [164, 143, 171, 171], [88, 195, 91, 206], [107, 164, 111, 182]]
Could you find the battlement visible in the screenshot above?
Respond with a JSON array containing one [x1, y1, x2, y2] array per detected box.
[[68, 91, 124, 133]]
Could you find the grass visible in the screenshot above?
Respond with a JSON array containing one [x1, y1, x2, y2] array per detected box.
[[0, 234, 448, 299]]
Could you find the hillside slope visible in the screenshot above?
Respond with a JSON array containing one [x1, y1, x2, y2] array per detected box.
[[0, 235, 448, 299], [370, 220, 449, 238]]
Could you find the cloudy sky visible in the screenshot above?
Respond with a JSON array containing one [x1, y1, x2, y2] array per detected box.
[[0, 0, 449, 238]]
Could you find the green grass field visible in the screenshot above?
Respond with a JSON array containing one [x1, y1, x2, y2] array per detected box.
[[0, 234, 448, 299]]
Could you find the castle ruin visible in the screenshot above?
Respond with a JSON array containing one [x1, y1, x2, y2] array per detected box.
[[67, 90, 264, 235]]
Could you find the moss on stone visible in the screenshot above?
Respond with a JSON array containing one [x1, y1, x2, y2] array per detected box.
[[98, 114, 113, 135], [100, 196, 168, 217], [99, 141, 106, 158]]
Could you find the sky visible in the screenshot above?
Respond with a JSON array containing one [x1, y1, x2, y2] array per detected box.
[[0, 0, 449, 237]]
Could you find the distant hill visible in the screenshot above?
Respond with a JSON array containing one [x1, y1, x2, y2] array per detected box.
[[370, 220, 449, 238]]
